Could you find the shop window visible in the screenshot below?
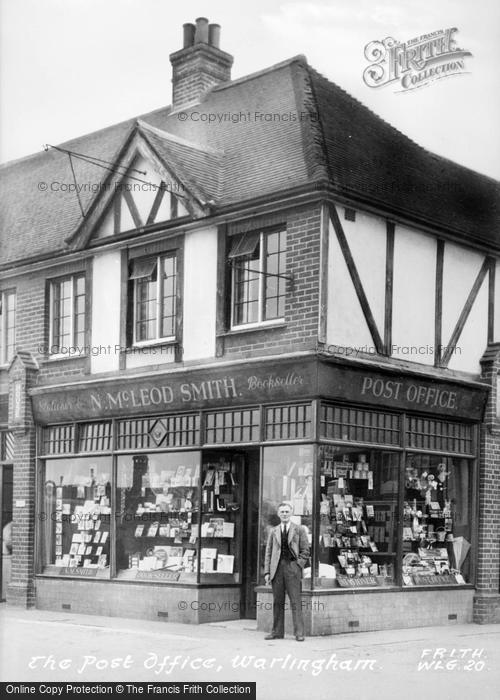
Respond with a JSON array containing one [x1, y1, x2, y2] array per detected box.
[[402, 454, 472, 586], [116, 414, 200, 450], [406, 418, 473, 455], [316, 446, 398, 588], [0, 289, 16, 365], [260, 445, 313, 589], [199, 453, 243, 583], [205, 409, 260, 444], [129, 253, 177, 344], [320, 404, 400, 446], [78, 422, 113, 452], [42, 425, 75, 455], [265, 404, 312, 440], [116, 452, 201, 581], [49, 274, 86, 355], [41, 457, 112, 577], [229, 229, 287, 327]]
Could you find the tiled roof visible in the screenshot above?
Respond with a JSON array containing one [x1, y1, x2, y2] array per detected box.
[[1, 56, 499, 267]]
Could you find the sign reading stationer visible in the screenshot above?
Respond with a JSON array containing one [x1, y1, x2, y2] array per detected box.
[[30, 357, 488, 424]]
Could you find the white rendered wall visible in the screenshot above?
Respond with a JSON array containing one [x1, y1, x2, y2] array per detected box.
[[91, 251, 121, 373], [448, 276, 489, 374], [182, 226, 217, 361], [441, 242, 484, 350], [392, 226, 436, 365], [326, 218, 374, 351], [342, 209, 387, 334]]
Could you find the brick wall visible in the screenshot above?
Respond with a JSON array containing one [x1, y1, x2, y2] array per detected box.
[[474, 347, 500, 623]]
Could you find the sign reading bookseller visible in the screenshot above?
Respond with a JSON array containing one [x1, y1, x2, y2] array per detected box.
[[31, 358, 317, 423], [30, 356, 487, 424], [336, 574, 379, 588]]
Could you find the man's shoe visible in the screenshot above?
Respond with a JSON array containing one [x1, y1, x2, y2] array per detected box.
[[295, 635, 305, 641], [264, 634, 283, 640]]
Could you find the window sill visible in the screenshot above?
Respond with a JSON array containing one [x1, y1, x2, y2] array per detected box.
[[44, 354, 88, 362], [130, 338, 178, 349], [219, 322, 286, 338]]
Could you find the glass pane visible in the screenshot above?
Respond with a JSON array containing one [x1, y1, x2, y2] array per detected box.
[[41, 457, 112, 577], [316, 446, 398, 588], [233, 248, 260, 325], [402, 454, 472, 586], [263, 230, 286, 322], [135, 278, 157, 341], [260, 445, 313, 589], [160, 255, 177, 338], [116, 452, 200, 582], [199, 453, 243, 584]]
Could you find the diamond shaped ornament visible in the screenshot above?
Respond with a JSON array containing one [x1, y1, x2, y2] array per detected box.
[[149, 419, 168, 446]]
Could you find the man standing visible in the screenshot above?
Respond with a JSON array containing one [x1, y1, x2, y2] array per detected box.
[[264, 502, 310, 641]]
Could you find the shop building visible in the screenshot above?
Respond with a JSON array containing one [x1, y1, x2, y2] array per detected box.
[[1, 19, 499, 634]]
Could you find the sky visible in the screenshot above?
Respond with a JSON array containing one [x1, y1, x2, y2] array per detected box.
[[1, 0, 499, 179]]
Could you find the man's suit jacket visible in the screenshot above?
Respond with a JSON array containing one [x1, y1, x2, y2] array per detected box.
[[264, 521, 310, 581]]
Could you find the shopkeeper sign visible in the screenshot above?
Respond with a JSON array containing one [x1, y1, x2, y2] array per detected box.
[[30, 358, 317, 423], [30, 357, 487, 423]]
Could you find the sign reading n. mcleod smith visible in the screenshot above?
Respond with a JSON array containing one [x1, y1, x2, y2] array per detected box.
[[30, 357, 318, 423], [30, 356, 488, 424]]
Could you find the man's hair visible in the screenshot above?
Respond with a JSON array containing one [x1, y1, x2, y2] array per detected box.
[[277, 502, 293, 512]]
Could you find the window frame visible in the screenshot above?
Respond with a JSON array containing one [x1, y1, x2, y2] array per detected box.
[[48, 274, 86, 358], [131, 252, 178, 347], [0, 288, 16, 366], [230, 229, 287, 330]]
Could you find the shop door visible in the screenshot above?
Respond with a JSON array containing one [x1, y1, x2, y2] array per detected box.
[[240, 448, 260, 619], [0, 464, 13, 601]]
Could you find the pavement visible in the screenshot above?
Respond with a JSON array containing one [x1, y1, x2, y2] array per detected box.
[[0, 604, 499, 700]]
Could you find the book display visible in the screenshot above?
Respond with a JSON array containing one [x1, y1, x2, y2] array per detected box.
[[42, 457, 112, 576], [402, 454, 471, 585], [116, 451, 242, 582], [199, 454, 242, 581], [317, 448, 397, 587]]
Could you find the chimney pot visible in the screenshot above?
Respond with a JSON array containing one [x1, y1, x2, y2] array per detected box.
[[194, 17, 209, 44], [208, 23, 221, 48], [183, 23, 195, 48]]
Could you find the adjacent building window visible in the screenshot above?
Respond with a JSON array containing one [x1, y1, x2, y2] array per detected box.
[[229, 229, 287, 327], [49, 275, 86, 354], [0, 289, 16, 365], [130, 253, 177, 343]]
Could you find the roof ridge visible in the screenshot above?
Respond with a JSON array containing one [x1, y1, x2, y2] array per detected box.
[[307, 64, 500, 185], [211, 54, 308, 93], [136, 119, 223, 155]]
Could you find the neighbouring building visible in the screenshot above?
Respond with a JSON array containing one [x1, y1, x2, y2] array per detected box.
[[0, 18, 499, 635]]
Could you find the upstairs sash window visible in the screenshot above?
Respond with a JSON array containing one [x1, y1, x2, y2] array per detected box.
[[230, 229, 287, 328], [49, 275, 85, 354], [130, 253, 177, 343]]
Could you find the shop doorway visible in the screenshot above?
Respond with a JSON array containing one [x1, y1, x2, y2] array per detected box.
[[202, 448, 260, 619], [0, 464, 13, 601]]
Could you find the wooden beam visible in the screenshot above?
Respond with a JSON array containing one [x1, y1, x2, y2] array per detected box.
[[146, 183, 165, 225], [174, 242, 184, 363], [113, 193, 121, 235], [122, 187, 143, 230], [384, 222, 394, 354], [434, 240, 444, 366], [318, 204, 329, 344], [441, 257, 490, 366], [328, 202, 384, 354], [488, 258, 496, 343]]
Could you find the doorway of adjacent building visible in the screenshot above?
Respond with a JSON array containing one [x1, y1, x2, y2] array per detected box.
[[0, 463, 13, 601], [202, 447, 260, 619]]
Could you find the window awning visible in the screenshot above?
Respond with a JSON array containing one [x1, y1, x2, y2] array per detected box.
[[129, 257, 157, 280], [227, 231, 260, 259]]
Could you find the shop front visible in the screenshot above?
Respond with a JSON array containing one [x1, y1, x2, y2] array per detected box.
[[31, 356, 488, 633]]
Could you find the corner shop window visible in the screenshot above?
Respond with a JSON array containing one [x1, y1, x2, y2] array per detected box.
[[260, 445, 313, 589], [402, 454, 472, 586], [317, 446, 398, 588], [41, 457, 112, 577]]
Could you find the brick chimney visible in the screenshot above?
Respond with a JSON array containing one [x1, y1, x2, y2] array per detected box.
[[169, 18, 233, 110]]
